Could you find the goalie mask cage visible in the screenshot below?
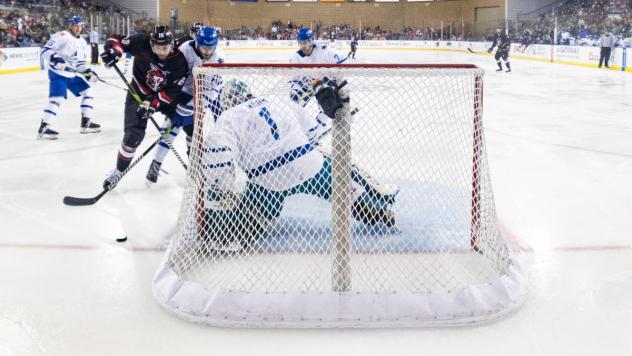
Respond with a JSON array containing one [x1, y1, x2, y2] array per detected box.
[[153, 63, 527, 328]]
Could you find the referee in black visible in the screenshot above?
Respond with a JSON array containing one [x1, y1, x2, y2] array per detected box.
[[598, 31, 616, 69]]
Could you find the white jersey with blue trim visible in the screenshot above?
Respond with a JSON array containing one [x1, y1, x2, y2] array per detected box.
[[289, 43, 347, 64], [179, 40, 225, 97], [203, 96, 331, 192], [41, 30, 88, 78]]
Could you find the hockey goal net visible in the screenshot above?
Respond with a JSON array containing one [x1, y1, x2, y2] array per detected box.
[[153, 63, 526, 327]]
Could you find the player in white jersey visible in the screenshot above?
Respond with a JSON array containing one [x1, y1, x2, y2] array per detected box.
[[146, 26, 225, 184], [289, 28, 348, 65], [38, 16, 100, 140], [288, 27, 347, 105], [201, 79, 396, 251]]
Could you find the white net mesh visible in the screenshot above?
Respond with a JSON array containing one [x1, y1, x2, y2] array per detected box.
[[153, 64, 527, 327]]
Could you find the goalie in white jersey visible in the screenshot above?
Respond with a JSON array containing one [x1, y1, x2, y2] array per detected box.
[[146, 26, 225, 184], [201, 78, 397, 251], [38, 16, 101, 139], [289, 28, 348, 105]]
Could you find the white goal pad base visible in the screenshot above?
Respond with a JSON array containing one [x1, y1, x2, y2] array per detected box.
[[154, 251, 526, 327]]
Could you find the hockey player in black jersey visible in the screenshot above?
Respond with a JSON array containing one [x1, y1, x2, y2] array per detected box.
[[348, 36, 358, 59], [487, 28, 511, 72], [99, 25, 189, 189], [175, 22, 203, 47]]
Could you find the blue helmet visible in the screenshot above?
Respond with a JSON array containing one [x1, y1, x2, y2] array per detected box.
[[68, 16, 85, 26], [297, 28, 313, 42], [195, 26, 219, 48]]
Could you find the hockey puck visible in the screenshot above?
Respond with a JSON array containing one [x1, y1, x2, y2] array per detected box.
[[116, 236, 128, 243]]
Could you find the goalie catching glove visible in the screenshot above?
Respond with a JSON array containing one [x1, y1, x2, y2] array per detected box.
[[312, 79, 350, 119]]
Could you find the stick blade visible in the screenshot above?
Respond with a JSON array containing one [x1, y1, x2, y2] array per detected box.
[[63, 195, 99, 206]]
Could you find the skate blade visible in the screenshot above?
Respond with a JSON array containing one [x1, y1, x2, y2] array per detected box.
[[80, 128, 102, 134], [37, 134, 59, 140]]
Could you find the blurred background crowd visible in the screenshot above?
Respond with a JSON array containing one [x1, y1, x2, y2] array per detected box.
[[2, 0, 631, 48]]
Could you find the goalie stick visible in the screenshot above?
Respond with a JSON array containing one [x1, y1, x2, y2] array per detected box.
[[111, 63, 188, 171], [63, 137, 161, 206]]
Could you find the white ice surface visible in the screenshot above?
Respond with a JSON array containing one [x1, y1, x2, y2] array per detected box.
[[1, 48, 631, 355]]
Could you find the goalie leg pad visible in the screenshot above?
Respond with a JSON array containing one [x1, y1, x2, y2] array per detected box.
[[293, 158, 332, 200], [351, 164, 399, 209], [202, 185, 281, 251], [241, 182, 287, 221], [318, 154, 399, 208]]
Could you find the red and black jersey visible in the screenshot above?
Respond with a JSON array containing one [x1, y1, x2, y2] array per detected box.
[[105, 34, 189, 112]]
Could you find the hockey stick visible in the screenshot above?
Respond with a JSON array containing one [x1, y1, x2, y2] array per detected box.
[[67, 66, 129, 91], [467, 47, 489, 54], [63, 137, 161, 206], [110, 63, 188, 171]]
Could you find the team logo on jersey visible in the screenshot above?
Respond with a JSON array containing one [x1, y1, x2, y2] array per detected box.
[[146, 63, 170, 92]]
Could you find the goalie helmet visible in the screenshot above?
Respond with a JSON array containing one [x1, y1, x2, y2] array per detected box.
[[220, 79, 253, 110]]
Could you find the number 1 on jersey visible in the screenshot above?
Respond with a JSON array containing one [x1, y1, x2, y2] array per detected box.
[[258, 107, 280, 140]]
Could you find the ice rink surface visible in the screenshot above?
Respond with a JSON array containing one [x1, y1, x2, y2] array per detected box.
[[1, 47, 631, 355]]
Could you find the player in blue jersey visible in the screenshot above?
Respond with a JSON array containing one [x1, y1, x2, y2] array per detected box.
[[38, 16, 101, 139]]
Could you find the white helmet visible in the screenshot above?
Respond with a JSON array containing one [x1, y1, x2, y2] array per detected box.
[[220, 79, 253, 110]]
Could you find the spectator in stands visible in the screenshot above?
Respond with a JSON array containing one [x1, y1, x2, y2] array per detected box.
[[598, 31, 616, 68]]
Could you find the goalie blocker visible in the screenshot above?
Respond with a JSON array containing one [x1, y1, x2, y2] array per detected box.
[[199, 78, 397, 252]]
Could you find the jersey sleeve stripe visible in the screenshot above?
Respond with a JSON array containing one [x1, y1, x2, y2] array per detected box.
[[158, 91, 173, 104], [247, 143, 314, 179]]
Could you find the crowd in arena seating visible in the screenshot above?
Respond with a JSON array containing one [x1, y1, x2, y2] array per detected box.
[[215, 20, 453, 41], [513, 0, 632, 47], [0, 0, 152, 48], [4, 0, 632, 49]]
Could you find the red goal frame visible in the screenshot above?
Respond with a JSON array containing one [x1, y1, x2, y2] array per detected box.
[[192, 63, 483, 250]]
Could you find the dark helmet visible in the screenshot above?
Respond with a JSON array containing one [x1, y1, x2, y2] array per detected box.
[[150, 25, 174, 46], [191, 22, 203, 34]]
